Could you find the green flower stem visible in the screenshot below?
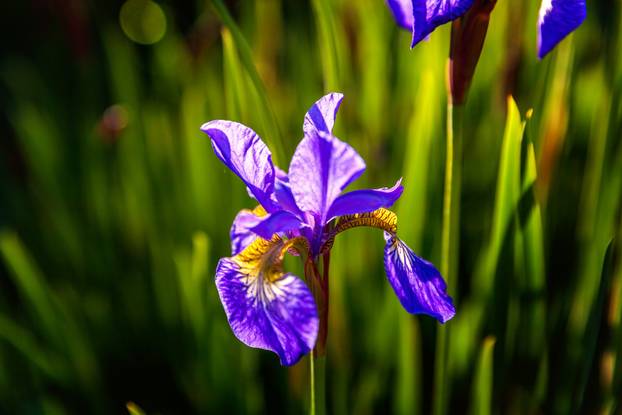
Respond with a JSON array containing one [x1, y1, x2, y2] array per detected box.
[[310, 353, 326, 415], [310, 352, 316, 415], [434, 99, 463, 415]]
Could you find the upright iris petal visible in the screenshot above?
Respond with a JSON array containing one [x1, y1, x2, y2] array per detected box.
[[383, 232, 456, 323], [215, 237, 318, 366], [537, 0, 586, 58], [289, 129, 366, 224], [201, 120, 279, 212], [303, 92, 344, 135]]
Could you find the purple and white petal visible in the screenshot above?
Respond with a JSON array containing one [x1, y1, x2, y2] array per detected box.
[[386, 0, 414, 31], [303, 93, 344, 136], [289, 130, 365, 224], [201, 120, 279, 211], [384, 233, 455, 323], [537, 0, 586, 59], [326, 179, 404, 222], [215, 239, 318, 366], [411, 0, 475, 47], [250, 210, 306, 240], [230, 209, 265, 255]]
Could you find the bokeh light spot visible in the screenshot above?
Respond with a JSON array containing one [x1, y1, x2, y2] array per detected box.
[[119, 0, 166, 45]]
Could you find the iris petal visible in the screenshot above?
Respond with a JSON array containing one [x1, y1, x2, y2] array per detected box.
[[289, 130, 365, 224], [303, 92, 344, 136], [274, 175, 305, 217], [383, 233, 455, 323], [230, 207, 266, 255], [250, 210, 306, 240], [215, 237, 318, 366], [410, 0, 475, 47], [201, 120, 279, 211], [386, 0, 414, 31], [326, 179, 404, 222], [537, 0, 586, 58]]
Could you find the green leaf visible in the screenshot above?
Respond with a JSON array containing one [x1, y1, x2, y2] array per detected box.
[[210, 0, 284, 164], [470, 336, 496, 415], [474, 96, 525, 297]]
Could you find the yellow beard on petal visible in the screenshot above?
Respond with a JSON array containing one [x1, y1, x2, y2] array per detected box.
[[321, 208, 398, 253], [232, 236, 310, 302]]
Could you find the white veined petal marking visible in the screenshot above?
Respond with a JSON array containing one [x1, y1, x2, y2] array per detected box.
[[232, 236, 309, 303]]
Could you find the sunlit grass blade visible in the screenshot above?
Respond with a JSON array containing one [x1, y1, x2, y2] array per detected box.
[[310, 0, 342, 92], [126, 401, 146, 415], [473, 96, 525, 297], [352, 0, 390, 143], [210, 0, 284, 164], [222, 28, 249, 121], [395, 68, 440, 415], [174, 232, 210, 342], [470, 336, 496, 415], [513, 136, 548, 409]]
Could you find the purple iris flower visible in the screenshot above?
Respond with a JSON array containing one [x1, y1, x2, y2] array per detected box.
[[386, 0, 586, 58], [201, 93, 455, 366], [386, 0, 475, 47], [537, 0, 586, 59]]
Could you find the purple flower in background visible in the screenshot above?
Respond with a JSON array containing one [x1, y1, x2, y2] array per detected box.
[[201, 93, 455, 366], [386, 0, 586, 58], [386, 0, 475, 47], [537, 0, 586, 58]]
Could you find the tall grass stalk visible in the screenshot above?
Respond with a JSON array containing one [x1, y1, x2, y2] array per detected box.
[[434, 96, 463, 415]]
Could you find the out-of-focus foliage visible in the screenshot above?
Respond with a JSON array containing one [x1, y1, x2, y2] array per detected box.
[[0, 0, 620, 414]]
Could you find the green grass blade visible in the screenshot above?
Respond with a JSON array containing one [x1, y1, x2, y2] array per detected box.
[[311, 0, 342, 92], [0, 232, 59, 344], [210, 0, 284, 164], [470, 336, 496, 415], [474, 97, 524, 297], [222, 28, 249, 121]]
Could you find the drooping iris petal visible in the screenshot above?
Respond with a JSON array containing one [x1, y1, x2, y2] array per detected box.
[[230, 208, 266, 255], [215, 238, 318, 366], [410, 0, 475, 47], [201, 120, 279, 211], [250, 210, 306, 240], [383, 233, 455, 323], [386, 0, 414, 30], [289, 130, 365, 223], [303, 93, 344, 136], [326, 179, 404, 222], [537, 0, 586, 59]]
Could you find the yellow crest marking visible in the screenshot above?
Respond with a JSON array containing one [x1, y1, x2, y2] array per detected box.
[[321, 208, 398, 253]]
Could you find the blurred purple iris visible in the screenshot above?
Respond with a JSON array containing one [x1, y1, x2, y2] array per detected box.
[[537, 0, 586, 59], [386, 0, 475, 47], [386, 0, 586, 58], [201, 93, 455, 366]]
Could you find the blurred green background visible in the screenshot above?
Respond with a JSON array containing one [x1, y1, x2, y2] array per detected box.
[[0, 0, 621, 413]]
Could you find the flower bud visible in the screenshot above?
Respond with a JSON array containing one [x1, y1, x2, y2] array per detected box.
[[448, 0, 497, 105]]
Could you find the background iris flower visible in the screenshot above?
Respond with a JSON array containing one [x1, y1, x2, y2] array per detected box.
[[386, 0, 586, 58], [537, 0, 587, 58], [201, 93, 455, 366]]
